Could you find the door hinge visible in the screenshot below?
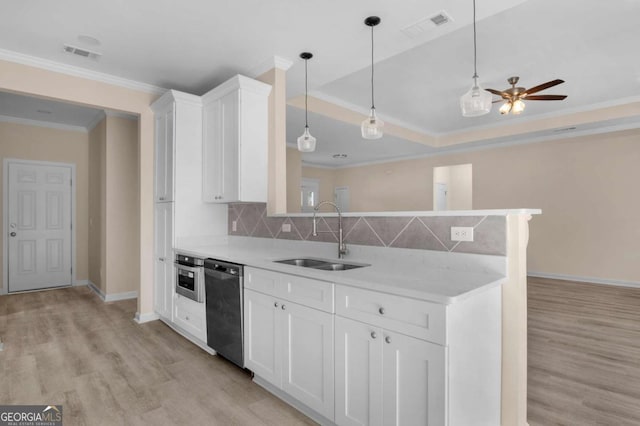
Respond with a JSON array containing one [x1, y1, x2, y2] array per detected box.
[[70, 267, 73, 275]]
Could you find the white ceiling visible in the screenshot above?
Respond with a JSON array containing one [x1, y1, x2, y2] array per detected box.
[[1, 0, 639, 156]]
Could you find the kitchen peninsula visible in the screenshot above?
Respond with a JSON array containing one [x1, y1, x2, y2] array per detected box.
[[170, 204, 538, 425]]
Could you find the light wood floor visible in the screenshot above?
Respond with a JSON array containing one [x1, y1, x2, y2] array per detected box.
[[528, 277, 640, 425], [0, 286, 316, 426], [2, 279, 640, 425]]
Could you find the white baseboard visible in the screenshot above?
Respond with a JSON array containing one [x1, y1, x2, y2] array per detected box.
[[87, 281, 138, 302], [134, 311, 160, 324], [528, 271, 640, 289]]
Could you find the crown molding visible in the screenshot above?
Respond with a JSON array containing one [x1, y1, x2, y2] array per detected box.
[[0, 48, 165, 95], [202, 74, 271, 103], [249, 55, 294, 78], [0, 114, 89, 133]]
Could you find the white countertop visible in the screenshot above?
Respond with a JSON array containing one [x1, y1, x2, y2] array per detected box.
[[175, 241, 506, 305]]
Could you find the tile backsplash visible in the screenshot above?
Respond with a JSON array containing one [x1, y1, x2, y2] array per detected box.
[[228, 203, 506, 256]]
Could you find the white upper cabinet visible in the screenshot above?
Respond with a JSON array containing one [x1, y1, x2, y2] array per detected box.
[[202, 75, 272, 203], [153, 101, 175, 202]]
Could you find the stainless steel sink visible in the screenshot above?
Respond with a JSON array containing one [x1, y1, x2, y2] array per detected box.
[[274, 258, 369, 271], [275, 258, 328, 268], [312, 263, 363, 271]]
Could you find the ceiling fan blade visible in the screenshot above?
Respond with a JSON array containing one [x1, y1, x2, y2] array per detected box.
[[525, 95, 567, 101], [485, 88, 508, 97], [522, 79, 564, 95]]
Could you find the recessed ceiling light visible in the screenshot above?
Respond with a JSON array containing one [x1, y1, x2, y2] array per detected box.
[[332, 154, 348, 159]]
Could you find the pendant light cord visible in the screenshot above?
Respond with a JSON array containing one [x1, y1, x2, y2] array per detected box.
[[472, 0, 478, 79], [304, 58, 309, 127], [370, 24, 375, 109]]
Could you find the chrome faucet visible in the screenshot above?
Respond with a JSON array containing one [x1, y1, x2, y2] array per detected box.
[[312, 201, 347, 259]]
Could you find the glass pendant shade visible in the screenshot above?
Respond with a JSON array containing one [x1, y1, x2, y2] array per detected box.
[[512, 99, 526, 114], [460, 77, 492, 117], [361, 108, 384, 139], [499, 101, 512, 115], [297, 126, 316, 152]]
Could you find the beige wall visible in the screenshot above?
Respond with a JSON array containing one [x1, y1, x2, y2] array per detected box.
[[291, 129, 639, 283], [0, 121, 90, 291], [286, 147, 302, 212], [88, 116, 140, 296], [0, 59, 157, 316], [302, 166, 336, 212], [88, 118, 106, 291], [105, 116, 139, 295]]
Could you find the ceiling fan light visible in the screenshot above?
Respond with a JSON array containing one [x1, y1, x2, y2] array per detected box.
[[512, 99, 526, 114], [297, 126, 316, 152], [460, 77, 492, 117], [499, 101, 512, 115], [361, 108, 384, 139]]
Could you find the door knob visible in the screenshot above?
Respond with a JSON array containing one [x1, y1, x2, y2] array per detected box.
[[10, 232, 16, 237]]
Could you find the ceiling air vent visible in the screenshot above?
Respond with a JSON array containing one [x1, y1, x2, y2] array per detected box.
[[401, 11, 453, 38], [430, 12, 451, 26], [63, 44, 101, 61]]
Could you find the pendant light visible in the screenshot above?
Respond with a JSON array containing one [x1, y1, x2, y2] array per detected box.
[[361, 16, 384, 139], [297, 52, 316, 152], [460, 0, 492, 117]]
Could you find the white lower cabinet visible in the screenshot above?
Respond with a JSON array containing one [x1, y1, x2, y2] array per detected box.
[[244, 288, 335, 420], [335, 316, 445, 426], [173, 293, 206, 342], [153, 202, 173, 320]]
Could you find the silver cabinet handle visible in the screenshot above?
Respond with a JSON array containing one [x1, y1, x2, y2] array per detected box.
[[159, 257, 165, 262], [274, 302, 279, 308], [159, 197, 165, 201], [281, 304, 286, 310], [371, 331, 377, 339], [185, 315, 190, 321], [385, 336, 392, 344], [379, 307, 385, 315]]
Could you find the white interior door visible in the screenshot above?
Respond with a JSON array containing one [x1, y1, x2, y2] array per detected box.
[[434, 182, 448, 211], [7, 161, 73, 292]]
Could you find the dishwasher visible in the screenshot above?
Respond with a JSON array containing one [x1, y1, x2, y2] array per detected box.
[[204, 258, 244, 368]]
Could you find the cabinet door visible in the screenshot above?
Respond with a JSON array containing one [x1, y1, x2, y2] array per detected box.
[[154, 107, 174, 202], [202, 92, 239, 203], [154, 203, 173, 319], [244, 289, 282, 386], [335, 317, 383, 426], [281, 302, 335, 420], [382, 331, 446, 426]]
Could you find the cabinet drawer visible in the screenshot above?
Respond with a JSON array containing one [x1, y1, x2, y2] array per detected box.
[[335, 285, 445, 345], [279, 274, 334, 313], [245, 267, 280, 295], [245, 267, 334, 313], [174, 294, 206, 341]]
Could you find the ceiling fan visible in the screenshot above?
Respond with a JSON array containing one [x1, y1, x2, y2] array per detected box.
[[486, 77, 567, 115]]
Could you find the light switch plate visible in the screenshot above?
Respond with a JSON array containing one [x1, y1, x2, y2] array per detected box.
[[282, 223, 292, 233], [451, 226, 474, 242]]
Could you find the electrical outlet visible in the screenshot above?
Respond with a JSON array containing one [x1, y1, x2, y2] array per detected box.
[[232, 221, 237, 232], [282, 223, 292, 233], [451, 226, 474, 242]]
